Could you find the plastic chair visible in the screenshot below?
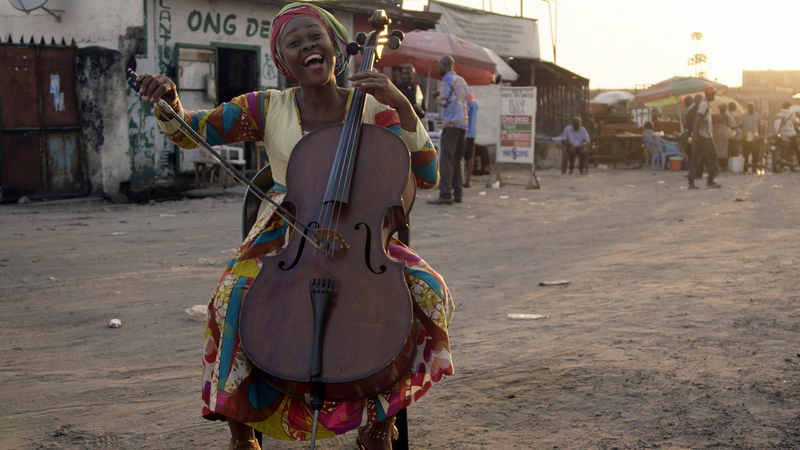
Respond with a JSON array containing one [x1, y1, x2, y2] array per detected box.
[[654, 136, 681, 170], [214, 145, 247, 186], [242, 164, 275, 241], [240, 164, 412, 450]]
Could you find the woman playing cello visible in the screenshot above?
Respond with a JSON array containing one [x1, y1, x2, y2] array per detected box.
[[134, 3, 454, 450]]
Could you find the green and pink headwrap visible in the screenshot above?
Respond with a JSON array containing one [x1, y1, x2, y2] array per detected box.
[[270, 3, 350, 82]]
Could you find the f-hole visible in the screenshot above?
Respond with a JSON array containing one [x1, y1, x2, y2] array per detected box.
[[278, 221, 319, 271], [354, 222, 386, 274]]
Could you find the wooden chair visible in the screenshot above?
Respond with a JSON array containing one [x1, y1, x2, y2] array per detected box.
[[241, 164, 411, 449]]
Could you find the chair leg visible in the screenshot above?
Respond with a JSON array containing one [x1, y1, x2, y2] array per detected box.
[[394, 408, 409, 450]]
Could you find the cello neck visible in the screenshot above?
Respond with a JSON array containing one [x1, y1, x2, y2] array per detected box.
[[322, 18, 386, 206]]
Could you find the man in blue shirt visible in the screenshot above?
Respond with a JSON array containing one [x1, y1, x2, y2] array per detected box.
[[560, 116, 591, 174], [428, 55, 469, 205], [463, 93, 479, 187]]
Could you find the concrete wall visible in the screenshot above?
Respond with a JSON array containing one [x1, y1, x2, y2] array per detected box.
[[77, 47, 131, 199], [0, 0, 142, 49]]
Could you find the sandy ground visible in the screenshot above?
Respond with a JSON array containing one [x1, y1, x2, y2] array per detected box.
[[3, 166, 800, 450]]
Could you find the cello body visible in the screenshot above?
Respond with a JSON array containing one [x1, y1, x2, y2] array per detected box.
[[239, 122, 418, 401]]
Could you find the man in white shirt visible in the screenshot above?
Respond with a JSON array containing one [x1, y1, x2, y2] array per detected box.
[[688, 86, 721, 189], [774, 101, 799, 166], [560, 116, 592, 174], [740, 102, 763, 172]]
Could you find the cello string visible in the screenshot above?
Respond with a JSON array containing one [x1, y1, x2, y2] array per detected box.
[[312, 30, 382, 277], [326, 44, 372, 268], [318, 41, 373, 271]]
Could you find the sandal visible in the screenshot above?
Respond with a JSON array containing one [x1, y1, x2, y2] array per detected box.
[[229, 438, 260, 450], [356, 416, 398, 450]]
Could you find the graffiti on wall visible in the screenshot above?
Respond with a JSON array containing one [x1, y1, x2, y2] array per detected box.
[[49, 74, 66, 112], [156, 0, 173, 74], [127, 92, 173, 185], [262, 54, 278, 88]]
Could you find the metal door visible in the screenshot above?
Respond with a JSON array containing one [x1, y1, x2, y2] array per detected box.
[[0, 42, 85, 200]]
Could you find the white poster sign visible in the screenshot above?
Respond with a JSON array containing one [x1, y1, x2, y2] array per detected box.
[[428, 0, 540, 59], [497, 87, 536, 164]]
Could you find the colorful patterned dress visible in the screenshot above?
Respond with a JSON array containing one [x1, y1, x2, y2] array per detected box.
[[157, 88, 454, 441]]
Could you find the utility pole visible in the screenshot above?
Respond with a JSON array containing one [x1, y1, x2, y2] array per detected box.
[[541, 0, 557, 64], [688, 32, 706, 78]]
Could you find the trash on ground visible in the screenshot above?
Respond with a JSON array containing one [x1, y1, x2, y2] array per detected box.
[[597, 164, 608, 170], [185, 305, 207, 322], [627, 184, 636, 188], [109, 232, 127, 236], [108, 319, 122, 328], [736, 198, 745, 202], [491, 181, 500, 188], [47, 276, 57, 281], [17, 196, 30, 204], [507, 314, 550, 320], [478, 191, 486, 196], [176, 251, 188, 255], [198, 258, 215, 265], [466, 215, 476, 219], [658, 181, 665, 184], [499, 195, 509, 199], [519, 198, 528, 201], [539, 280, 571, 286], [160, 214, 176, 217], [773, 185, 782, 189]]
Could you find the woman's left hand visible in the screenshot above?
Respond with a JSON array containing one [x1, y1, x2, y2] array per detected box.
[[348, 69, 412, 113]]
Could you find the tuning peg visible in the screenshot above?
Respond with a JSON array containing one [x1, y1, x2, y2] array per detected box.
[[391, 30, 404, 41], [346, 42, 361, 57], [387, 35, 401, 50], [355, 32, 367, 46]]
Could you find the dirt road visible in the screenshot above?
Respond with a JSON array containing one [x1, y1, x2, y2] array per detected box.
[[2, 167, 800, 449]]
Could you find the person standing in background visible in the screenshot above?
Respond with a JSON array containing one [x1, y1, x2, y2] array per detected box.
[[394, 64, 426, 118], [713, 102, 731, 171], [463, 93, 478, 188], [775, 101, 800, 166], [428, 55, 469, 205], [727, 101, 741, 157], [740, 102, 763, 172], [688, 86, 721, 189]]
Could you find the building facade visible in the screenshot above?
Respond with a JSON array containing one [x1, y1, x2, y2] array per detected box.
[[1, 0, 439, 201]]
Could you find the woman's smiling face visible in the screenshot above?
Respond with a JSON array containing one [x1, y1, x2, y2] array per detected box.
[[280, 16, 336, 86]]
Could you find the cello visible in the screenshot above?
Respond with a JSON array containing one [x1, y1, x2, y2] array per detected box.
[[237, 9, 416, 446]]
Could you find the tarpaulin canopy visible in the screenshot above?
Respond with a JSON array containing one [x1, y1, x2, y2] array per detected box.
[[376, 29, 497, 85], [592, 91, 635, 105], [635, 76, 728, 105]]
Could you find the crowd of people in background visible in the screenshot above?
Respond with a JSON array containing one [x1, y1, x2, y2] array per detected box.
[[642, 89, 799, 189], [394, 62, 800, 194]]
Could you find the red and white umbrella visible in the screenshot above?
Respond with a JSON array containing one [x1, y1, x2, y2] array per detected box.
[[375, 29, 497, 86]]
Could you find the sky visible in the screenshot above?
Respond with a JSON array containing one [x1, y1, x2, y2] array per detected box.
[[403, 0, 800, 90]]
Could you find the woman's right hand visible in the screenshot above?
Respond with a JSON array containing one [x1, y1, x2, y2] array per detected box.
[[135, 73, 178, 105]]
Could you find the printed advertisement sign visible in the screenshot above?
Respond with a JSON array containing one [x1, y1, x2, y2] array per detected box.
[[497, 87, 536, 164]]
